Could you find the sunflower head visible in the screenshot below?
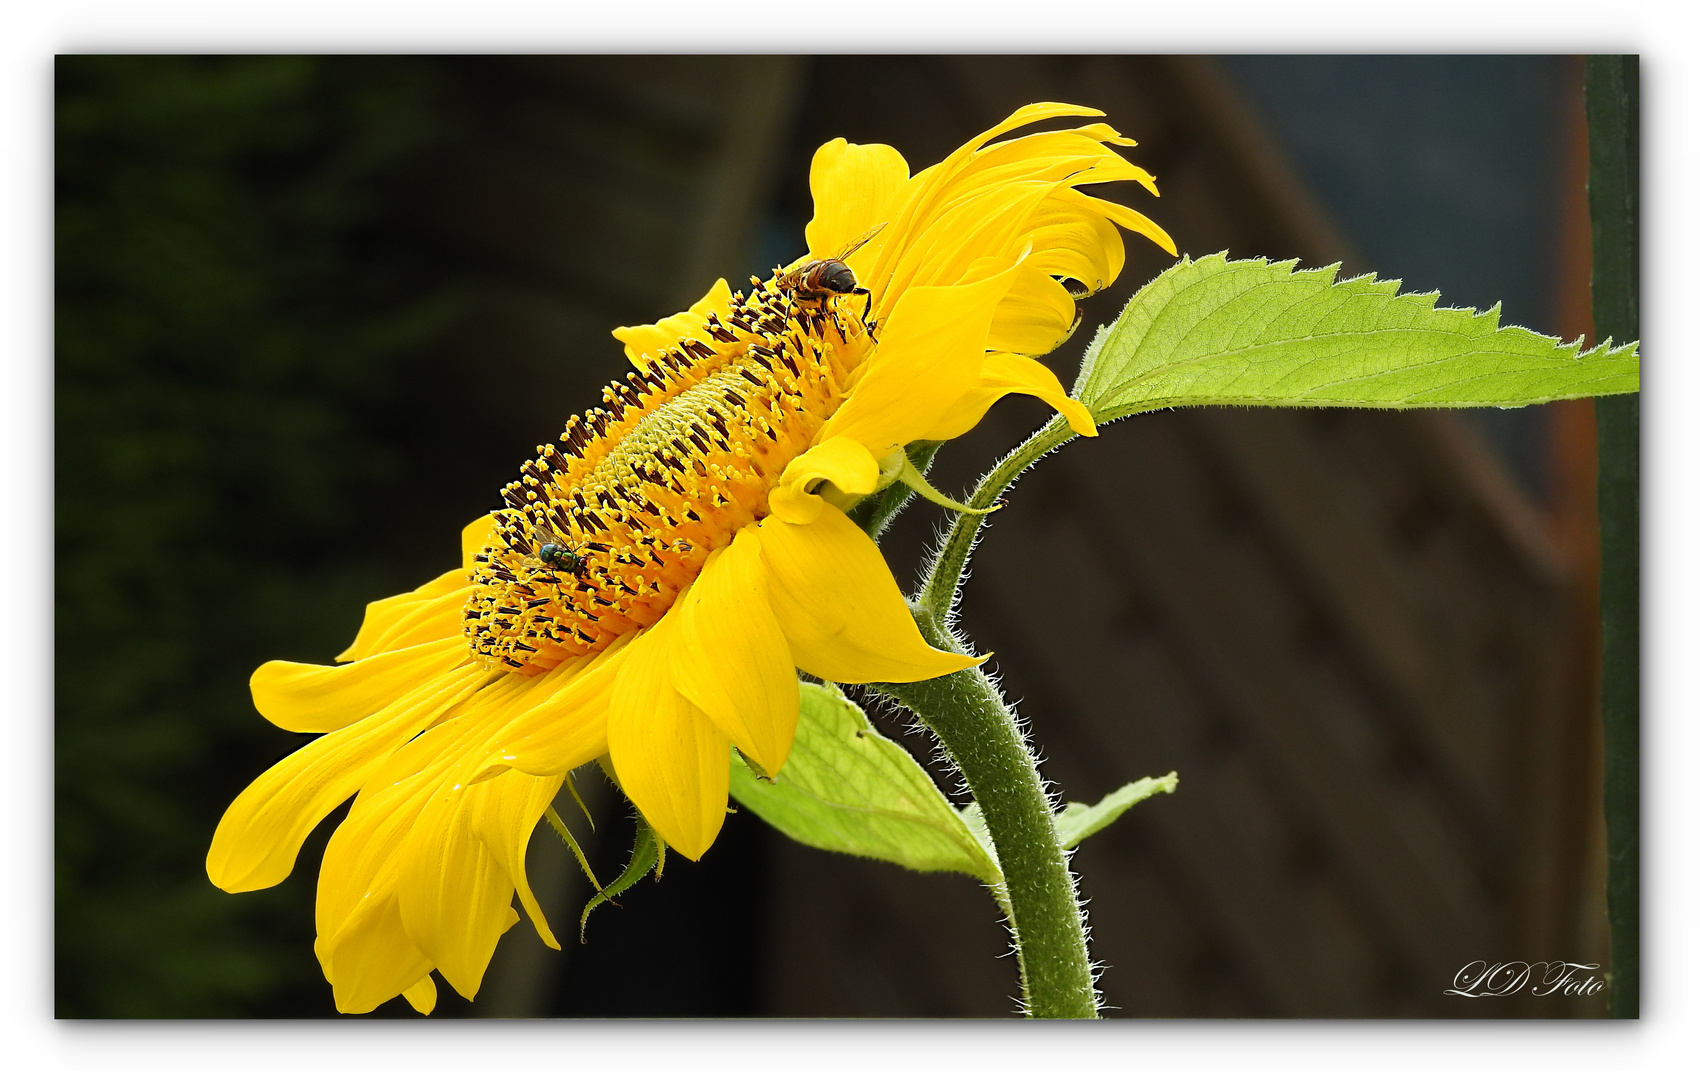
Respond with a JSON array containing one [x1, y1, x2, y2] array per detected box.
[[207, 101, 1174, 1016], [462, 271, 877, 675]]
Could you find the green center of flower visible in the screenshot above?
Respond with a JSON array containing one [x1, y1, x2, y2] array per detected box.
[[464, 280, 874, 673]]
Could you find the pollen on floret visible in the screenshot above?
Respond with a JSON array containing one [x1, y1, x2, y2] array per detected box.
[[464, 279, 876, 674]]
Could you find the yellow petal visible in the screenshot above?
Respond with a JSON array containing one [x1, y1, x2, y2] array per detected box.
[[207, 663, 488, 893], [357, 672, 533, 796], [333, 518, 490, 663], [251, 637, 471, 734], [313, 675, 538, 946], [984, 268, 1080, 358], [814, 266, 1017, 459], [1019, 201, 1126, 296], [976, 101, 1106, 141], [671, 528, 799, 778], [857, 103, 1172, 331], [335, 580, 473, 664], [922, 352, 1098, 443], [804, 138, 909, 263], [319, 894, 436, 1015], [887, 104, 1105, 235], [310, 629, 578, 1009], [396, 670, 571, 959], [959, 128, 1159, 199], [865, 103, 1106, 298], [402, 973, 438, 1015], [335, 568, 469, 663], [1088, 191, 1177, 257], [966, 125, 1140, 169], [468, 770, 567, 952], [605, 614, 730, 861], [462, 515, 498, 567], [611, 278, 734, 371], [485, 634, 633, 777], [315, 791, 427, 959], [880, 179, 1055, 302], [396, 778, 528, 1001], [756, 504, 981, 684], [769, 436, 881, 526]]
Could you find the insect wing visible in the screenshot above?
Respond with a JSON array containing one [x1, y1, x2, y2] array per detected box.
[[530, 522, 561, 552], [836, 221, 888, 262]]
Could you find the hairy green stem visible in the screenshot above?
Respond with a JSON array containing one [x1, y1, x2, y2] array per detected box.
[[875, 613, 1096, 1018], [876, 413, 1094, 1018], [1586, 53, 1639, 1020]]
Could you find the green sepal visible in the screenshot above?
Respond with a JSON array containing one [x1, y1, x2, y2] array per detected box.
[[893, 452, 997, 516], [848, 441, 942, 539], [562, 772, 595, 832], [729, 681, 1003, 884], [578, 813, 662, 943], [544, 804, 603, 897], [1075, 253, 1640, 422]]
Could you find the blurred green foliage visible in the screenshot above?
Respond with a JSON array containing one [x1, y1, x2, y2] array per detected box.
[[55, 55, 464, 1017]]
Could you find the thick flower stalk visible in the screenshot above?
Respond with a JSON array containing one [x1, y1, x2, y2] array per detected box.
[[206, 102, 1174, 1014]]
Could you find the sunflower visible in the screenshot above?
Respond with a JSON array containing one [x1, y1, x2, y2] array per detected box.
[[206, 101, 1174, 1015]]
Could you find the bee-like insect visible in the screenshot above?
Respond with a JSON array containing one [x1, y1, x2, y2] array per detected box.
[[776, 223, 886, 323]]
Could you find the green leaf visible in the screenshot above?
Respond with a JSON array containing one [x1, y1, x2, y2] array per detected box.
[[578, 813, 661, 942], [730, 682, 1002, 883], [1053, 773, 1178, 849], [958, 801, 996, 863], [1075, 253, 1640, 422]]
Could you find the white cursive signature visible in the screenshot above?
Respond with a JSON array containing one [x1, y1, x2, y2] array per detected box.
[[1445, 961, 1607, 998]]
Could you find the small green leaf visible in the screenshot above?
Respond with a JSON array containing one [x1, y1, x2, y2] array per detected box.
[[1076, 253, 1640, 422], [1053, 773, 1178, 850], [958, 773, 1178, 870], [579, 814, 661, 942], [730, 682, 1002, 883]]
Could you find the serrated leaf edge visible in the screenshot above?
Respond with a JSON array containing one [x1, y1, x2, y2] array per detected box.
[[1079, 252, 1640, 421]]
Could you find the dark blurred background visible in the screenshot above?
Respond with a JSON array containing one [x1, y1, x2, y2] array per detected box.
[[55, 55, 1606, 1019]]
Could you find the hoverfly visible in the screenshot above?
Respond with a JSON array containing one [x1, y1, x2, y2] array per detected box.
[[776, 222, 886, 323]]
